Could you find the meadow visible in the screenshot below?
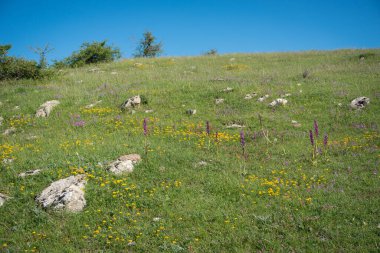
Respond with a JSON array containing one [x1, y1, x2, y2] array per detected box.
[[0, 49, 379, 252]]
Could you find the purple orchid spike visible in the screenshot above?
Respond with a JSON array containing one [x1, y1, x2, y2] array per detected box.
[[143, 118, 148, 136], [314, 120, 319, 138], [240, 130, 245, 148], [323, 133, 328, 147], [309, 130, 314, 146]]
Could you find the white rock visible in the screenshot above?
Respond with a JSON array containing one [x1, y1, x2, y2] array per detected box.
[[2, 158, 14, 164], [36, 174, 87, 212], [0, 193, 10, 207], [226, 124, 245, 128], [257, 95, 268, 102], [291, 120, 301, 127], [18, 169, 42, 178], [223, 87, 234, 92], [269, 98, 288, 107], [145, 110, 154, 113], [14, 106, 20, 110], [244, 93, 257, 100], [107, 154, 141, 175], [35, 100, 60, 118], [3, 127, 16, 136], [111, 71, 118, 75], [215, 98, 224, 104], [85, 100, 102, 109], [121, 95, 141, 109], [186, 109, 197, 115], [350, 97, 370, 109], [153, 217, 161, 222]]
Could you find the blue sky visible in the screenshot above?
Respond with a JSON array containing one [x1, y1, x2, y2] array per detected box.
[[1, 0, 379, 63]]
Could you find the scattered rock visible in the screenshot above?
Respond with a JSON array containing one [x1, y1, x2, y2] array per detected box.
[[197, 161, 208, 167], [0, 193, 10, 207], [26, 135, 38, 141], [269, 98, 288, 107], [2, 158, 14, 164], [257, 95, 269, 102], [186, 109, 197, 115], [107, 154, 141, 175], [350, 97, 370, 109], [145, 109, 154, 113], [35, 100, 60, 118], [226, 124, 245, 129], [18, 169, 42, 178], [223, 87, 234, 92], [3, 127, 16, 136], [244, 93, 257, 100], [121, 95, 141, 109], [297, 83, 302, 86], [292, 120, 301, 128], [111, 71, 118, 75], [153, 217, 161, 222], [281, 93, 292, 98], [85, 100, 102, 109], [13, 106, 20, 110], [215, 98, 224, 104], [127, 241, 136, 246], [0, 116, 3, 125], [36, 174, 87, 212]]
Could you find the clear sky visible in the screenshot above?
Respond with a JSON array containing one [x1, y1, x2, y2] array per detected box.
[[1, 0, 379, 63]]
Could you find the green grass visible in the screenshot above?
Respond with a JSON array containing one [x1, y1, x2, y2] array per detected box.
[[0, 49, 379, 252]]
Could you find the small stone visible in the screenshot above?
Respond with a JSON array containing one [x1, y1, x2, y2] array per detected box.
[[36, 174, 87, 212], [269, 98, 288, 107], [145, 110, 154, 113], [107, 154, 141, 175], [3, 127, 16, 136], [226, 124, 245, 128], [0, 193, 10, 207], [257, 95, 269, 102], [85, 100, 102, 109], [292, 120, 301, 128], [14, 106, 20, 110], [244, 93, 257, 100], [120, 95, 141, 109], [36, 100, 60, 118], [215, 98, 224, 104], [2, 158, 14, 164], [229, 57, 235, 61], [18, 169, 42, 178], [350, 96, 370, 109], [281, 93, 291, 97], [153, 217, 161, 222], [111, 71, 118, 75], [297, 83, 302, 86], [127, 241, 136, 246], [223, 87, 234, 92], [186, 109, 197, 115], [197, 161, 208, 166]]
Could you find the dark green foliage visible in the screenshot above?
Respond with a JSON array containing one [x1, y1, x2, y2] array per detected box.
[[204, 49, 218, 55], [140, 94, 148, 105], [59, 41, 121, 68], [134, 31, 162, 58], [0, 44, 47, 80]]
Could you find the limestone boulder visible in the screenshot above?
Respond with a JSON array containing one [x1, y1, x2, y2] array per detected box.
[[36, 174, 87, 212], [107, 154, 141, 175], [121, 96, 141, 109], [350, 97, 370, 109], [35, 100, 60, 117], [0, 193, 10, 207]]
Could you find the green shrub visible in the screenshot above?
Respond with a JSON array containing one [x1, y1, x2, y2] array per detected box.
[[59, 41, 121, 68], [0, 44, 48, 80]]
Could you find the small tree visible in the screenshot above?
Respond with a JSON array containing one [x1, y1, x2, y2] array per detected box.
[[204, 49, 218, 56], [134, 31, 162, 58], [59, 40, 121, 68], [30, 44, 54, 69]]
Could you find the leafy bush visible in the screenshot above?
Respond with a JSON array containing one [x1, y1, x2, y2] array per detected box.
[[204, 49, 218, 56], [59, 41, 121, 68], [134, 31, 162, 58], [0, 44, 48, 80]]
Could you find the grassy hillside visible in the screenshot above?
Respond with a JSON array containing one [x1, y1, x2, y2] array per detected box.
[[0, 49, 379, 252]]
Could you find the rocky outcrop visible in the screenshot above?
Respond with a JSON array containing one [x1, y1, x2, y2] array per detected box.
[[269, 98, 288, 107], [107, 154, 141, 175], [36, 175, 87, 212], [121, 96, 141, 109], [0, 193, 10, 207], [350, 97, 370, 109], [35, 100, 60, 117]]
